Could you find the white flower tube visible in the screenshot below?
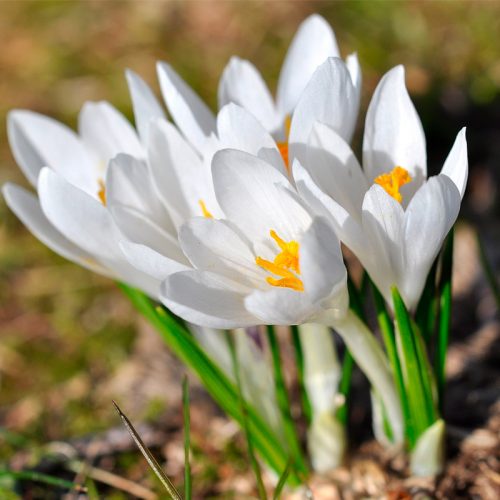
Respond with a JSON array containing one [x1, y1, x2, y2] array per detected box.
[[299, 323, 346, 471]]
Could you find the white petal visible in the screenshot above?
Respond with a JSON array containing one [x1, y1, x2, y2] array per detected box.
[[147, 119, 220, 227], [216, 103, 285, 174], [362, 65, 427, 200], [308, 122, 368, 218], [2, 183, 110, 277], [157, 61, 216, 153], [217, 57, 279, 133], [179, 217, 262, 287], [125, 69, 166, 143], [276, 14, 339, 117], [111, 204, 186, 263], [212, 149, 312, 243], [361, 185, 405, 304], [289, 58, 358, 166], [300, 217, 346, 303], [7, 110, 95, 192], [401, 175, 461, 309], [120, 240, 189, 281], [78, 101, 143, 167], [38, 167, 121, 262], [245, 287, 316, 326], [293, 160, 365, 256], [161, 271, 258, 328], [346, 52, 362, 123], [106, 153, 175, 235], [439, 127, 468, 199]]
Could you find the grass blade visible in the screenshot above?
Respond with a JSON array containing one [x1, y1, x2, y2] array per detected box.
[[182, 376, 192, 500], [266, 326, 308, 476], [436, 229, 454, 408], [113, 401, 182, 500], [415, 258, 439, 344], [0, 469, 85, 493], [272, 458, 292, 500], [119, 284, 299, 485], [290, 325, 312, 424], [226, 332, 267, 500], [477, 230, 500, 308]]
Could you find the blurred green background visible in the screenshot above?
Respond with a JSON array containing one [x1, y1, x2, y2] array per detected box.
[[0, 1, 499, 497]]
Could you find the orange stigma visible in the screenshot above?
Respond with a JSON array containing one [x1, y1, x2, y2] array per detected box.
[[255, 230, 303, 291], [97, 178, 106, 205], [276, 115, 292, 171], [374, 166, 412, 203], [199, 200, 213, 218]]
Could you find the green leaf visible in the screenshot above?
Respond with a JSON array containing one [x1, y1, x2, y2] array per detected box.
[[371, 282, 413, 445], [113, 401, 182, 499], [0, 469, 86, 493], [119, 284, 300, 486], [266, 326, 308, 477], [392, 287, 437, 444], [415, 258, 439, 344], [436, 229, 454, 408], [182, 376, 192, 500], [227, 332, 267, 500], [290, 325, 312, 424], [272, 459, 292, 500]]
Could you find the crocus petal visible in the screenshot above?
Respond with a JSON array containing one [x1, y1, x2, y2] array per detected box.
[[180, 217, 262, 287], [293, 160, 365, 257], [300, 217, 346, 303], [361, 184, 405, 304], [245, 287, 316, 326], [157, 61, 216, 153], [346, 52, 362, 120], [439, 127, 468, 199], [147, 119, 220, 226], [401, 175, 461, 309], [106, 153, 175, 235], [125, 69, 166, 143], [362, 65, 427, 200], [212, 149, 312, 243], [120, 240, 190, 282], [7, 110, 95, 192], [78, 101, 143, 165], [289, 58, 357, 166], [216, 103, 285, 174], [276, 14, 340, 117], [2, 183, 110, 277], [307, 122, 368, 218], [218, 57, 279, 133], [161, 271, 258, 328], [38, 167, 121, 262]]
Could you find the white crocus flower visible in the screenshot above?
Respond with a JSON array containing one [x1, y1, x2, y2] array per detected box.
[[155, 14, 361, 155], [158, 149, 403, 441], [3, 102, 161, 296], [295, 65, 468, 310]]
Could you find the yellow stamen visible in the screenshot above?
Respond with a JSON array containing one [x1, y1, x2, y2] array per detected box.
[[97, 178, 106, 205], [277, 114, 292, 171], [374, 166, 412, 203], [199, 199, 213, 218], [255, 229, 303, 292]]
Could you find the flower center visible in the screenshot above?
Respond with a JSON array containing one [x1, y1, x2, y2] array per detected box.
[[374, 166, 412, 203], [276, 115, 292, 171], [255, 229, 303, 291], [199, 199, 213, 218], [97, 178, 106, 205]]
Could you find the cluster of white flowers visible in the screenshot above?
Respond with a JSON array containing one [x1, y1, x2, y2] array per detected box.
[[3, 14, 468, 476]]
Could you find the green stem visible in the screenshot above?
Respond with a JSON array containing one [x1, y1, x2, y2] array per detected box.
[[266, 326, 308, 476]]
